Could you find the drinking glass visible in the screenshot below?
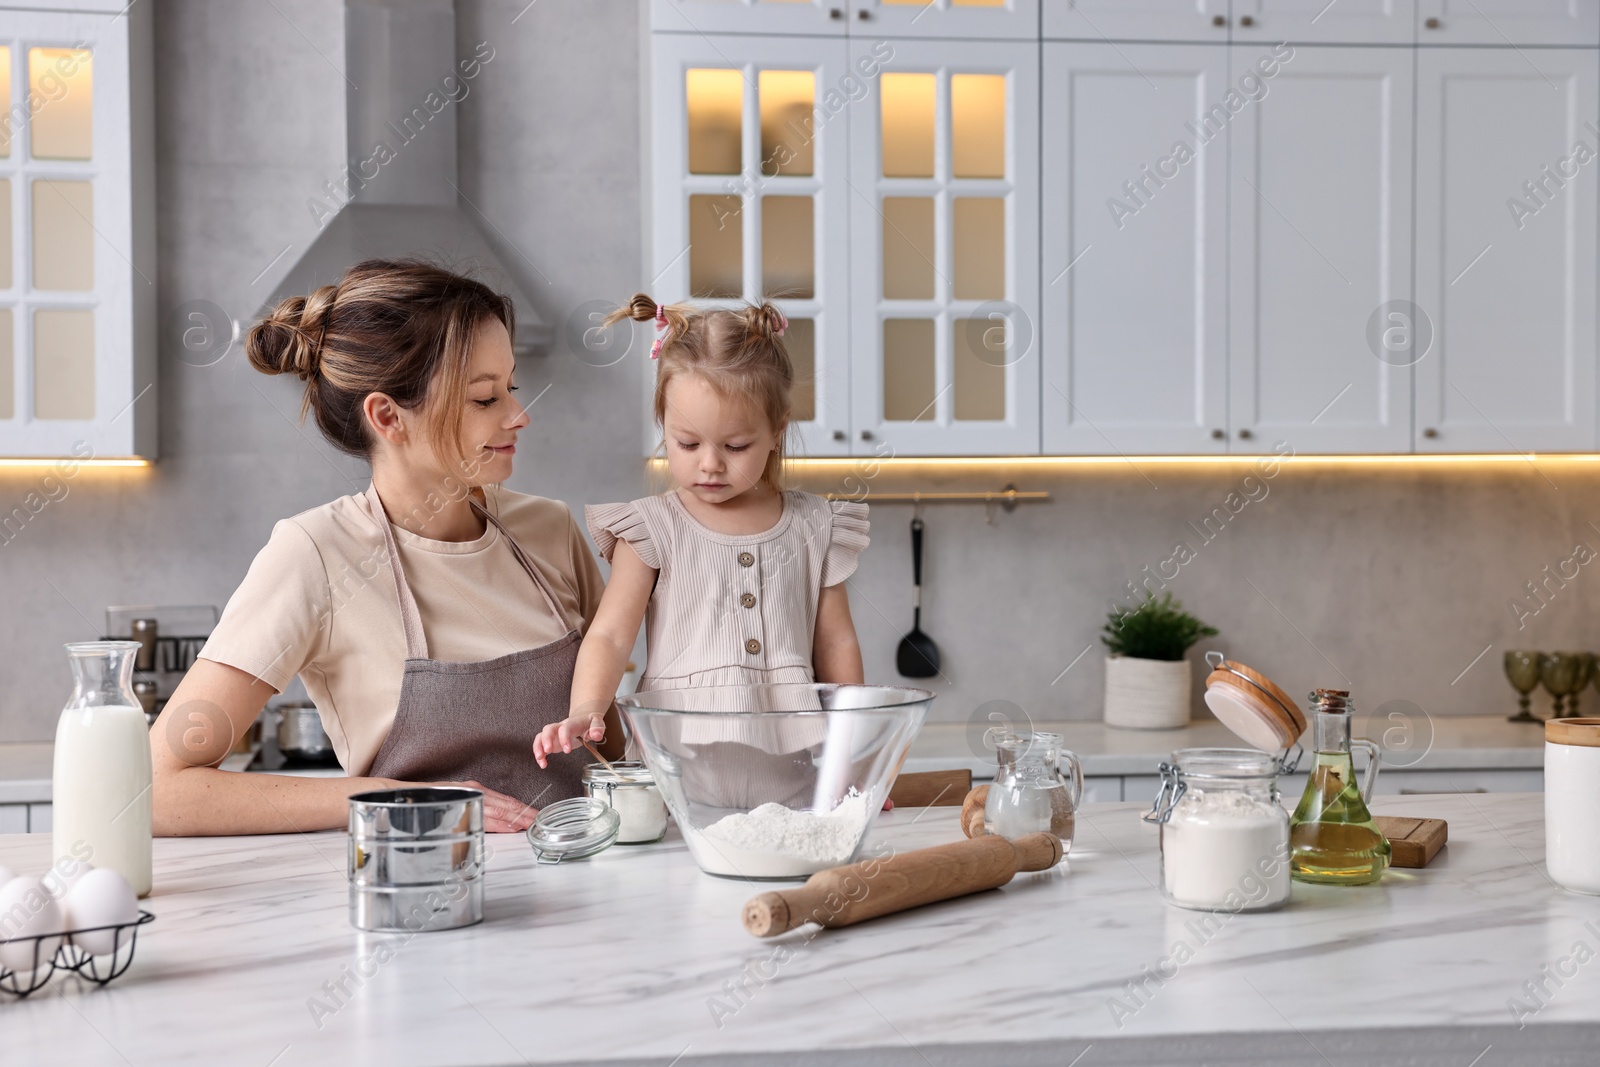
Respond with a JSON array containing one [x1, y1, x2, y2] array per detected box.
[[1504, 651, 1543, 723]]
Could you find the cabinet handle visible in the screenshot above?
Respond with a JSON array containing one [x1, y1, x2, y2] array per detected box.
[[1423, 427, 1439, 439], [1211, 428, 1225, 440], [858, 8, 870, 19], [1238, 428, 1254, 440], [1239, 15, 1255, 26], [861, 430, 875, 441], [1425, 17, 1441, 29], [832, 429, 846, 442], [830, 6, 843, 18], [1213, 14, 1227, 26]]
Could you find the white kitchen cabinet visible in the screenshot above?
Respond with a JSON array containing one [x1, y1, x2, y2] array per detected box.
[[1417, 0, 1599, 46], [27, 802, 50, 832], [1041, 43, 1229, 455], [651, 0, 849, 36], [1229, 46, 1414, 454], [0, 803, 26, 834], [1415, 48, 1598, 453], [648, 34, 855, 457], [0, 2, 155, 459], [1044, 0, 1231, 43], [1231, 0, 1416, 45], [848, 39, 1039, 455], [850, 0, 1040, 40]]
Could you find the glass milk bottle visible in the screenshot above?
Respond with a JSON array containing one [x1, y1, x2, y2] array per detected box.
[[53, 641, 153, 896]]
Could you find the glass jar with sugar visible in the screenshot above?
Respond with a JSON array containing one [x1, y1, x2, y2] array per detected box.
[[583, 761, 669, 844], [1145, 748, 1291, 912]]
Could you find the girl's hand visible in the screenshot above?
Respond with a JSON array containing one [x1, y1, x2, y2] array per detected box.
[[532, 712, 608, 769], [436, 779, 539, 833]]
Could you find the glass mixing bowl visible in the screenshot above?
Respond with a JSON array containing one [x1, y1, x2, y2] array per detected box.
[[617, 683, 933, 880]]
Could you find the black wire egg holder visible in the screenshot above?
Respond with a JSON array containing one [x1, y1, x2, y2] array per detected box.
[[0, 911, 155, 998]]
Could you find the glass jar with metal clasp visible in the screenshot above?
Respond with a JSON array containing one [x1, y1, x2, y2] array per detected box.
[[1139, 652, 1310, 912], [582, 760, 669, 844], [1144, 748, 1292, 912]]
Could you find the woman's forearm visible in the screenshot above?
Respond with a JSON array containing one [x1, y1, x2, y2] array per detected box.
[[153, 764, 399, 836]]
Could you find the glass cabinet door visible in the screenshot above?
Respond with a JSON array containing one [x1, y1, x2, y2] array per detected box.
[[849, 39, 1039, 455], [652, 0, 849, 36], [650, 35, 853, 457], [850, 0, 1040, 40], [0, 7, 152, 459]]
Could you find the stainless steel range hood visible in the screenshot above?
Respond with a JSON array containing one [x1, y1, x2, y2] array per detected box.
[[260, 0, 548, 354]]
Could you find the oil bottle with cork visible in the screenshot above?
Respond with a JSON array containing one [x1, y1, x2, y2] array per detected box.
[[1288, 688, 1391, 885]]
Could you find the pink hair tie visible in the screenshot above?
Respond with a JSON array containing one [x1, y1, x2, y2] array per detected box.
[[775, 311, 789, 338], [651, 305, 670, 360]]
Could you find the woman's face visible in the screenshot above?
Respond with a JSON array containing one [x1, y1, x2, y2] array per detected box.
[[393, 317, 526, 486], [456, 318, 526, 485]]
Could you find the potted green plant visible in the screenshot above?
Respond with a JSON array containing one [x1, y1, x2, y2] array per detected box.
[[1101, 592, 1218, 729]]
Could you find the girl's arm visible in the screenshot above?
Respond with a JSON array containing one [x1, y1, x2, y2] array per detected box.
[[534, 540, 657, 767], [813, 583, 864, 684], [151, 660, 538, 835]]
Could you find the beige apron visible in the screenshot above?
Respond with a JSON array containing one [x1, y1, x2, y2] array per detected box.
[[363, 483, 586, 809]]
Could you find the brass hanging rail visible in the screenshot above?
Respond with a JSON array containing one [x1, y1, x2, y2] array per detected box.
[[821, 484, 1049, 513]]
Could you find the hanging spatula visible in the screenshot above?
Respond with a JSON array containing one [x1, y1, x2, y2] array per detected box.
[[896, 516, 941, 678]]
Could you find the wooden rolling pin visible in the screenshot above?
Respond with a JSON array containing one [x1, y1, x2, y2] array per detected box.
[[742, 832, 1062, 938]]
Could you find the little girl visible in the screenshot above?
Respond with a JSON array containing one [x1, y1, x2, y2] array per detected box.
[[532, 294, 869, 796]]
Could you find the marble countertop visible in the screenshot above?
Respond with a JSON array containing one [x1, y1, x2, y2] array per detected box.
[[901, 714, 1549, 778], [2, 792, 1596, 1065]]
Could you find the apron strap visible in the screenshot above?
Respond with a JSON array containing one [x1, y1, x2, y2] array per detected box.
[[365, 482, 570, 662], [468, 494, 567, 623]]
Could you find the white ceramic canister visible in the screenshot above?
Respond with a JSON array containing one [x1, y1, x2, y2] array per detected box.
[[1545, 718, 1600, 895]]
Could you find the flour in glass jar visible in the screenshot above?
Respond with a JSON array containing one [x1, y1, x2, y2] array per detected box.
[[697, 791, 872, 877]]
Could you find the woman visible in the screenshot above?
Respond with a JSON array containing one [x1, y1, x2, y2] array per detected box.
[[151, 260, 623, 835]]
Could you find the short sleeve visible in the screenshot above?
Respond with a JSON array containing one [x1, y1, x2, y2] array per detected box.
[[819, 500, 870, 587], [584, 501, 661, 569], [197, 518, 331, 693]]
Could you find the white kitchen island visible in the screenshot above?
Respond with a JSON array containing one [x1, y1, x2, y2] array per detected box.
[[1, 793, 1596, 1066]]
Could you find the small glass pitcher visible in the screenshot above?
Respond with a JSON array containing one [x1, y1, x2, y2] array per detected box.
[[1288, 689, 1391, 885], [984, 731, 1084, 851]]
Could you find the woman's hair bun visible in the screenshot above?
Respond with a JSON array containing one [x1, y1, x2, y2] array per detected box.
[[246, 285, 336, 381]]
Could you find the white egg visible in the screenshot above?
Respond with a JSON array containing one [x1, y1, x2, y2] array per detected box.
[[0, 866, 15, 890], [63, 868, 139, 957], [0, 875, 65, 975]]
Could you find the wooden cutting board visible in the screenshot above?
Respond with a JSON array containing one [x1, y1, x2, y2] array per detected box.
[[1375, 815, 1447, 868]]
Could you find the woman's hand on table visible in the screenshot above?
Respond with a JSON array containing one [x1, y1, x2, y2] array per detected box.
[[435, 779, 539, 833], [532, 712, 607, 769]]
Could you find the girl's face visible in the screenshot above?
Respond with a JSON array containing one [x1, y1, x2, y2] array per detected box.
[[662, 373, 782, 505], [404, 317, 527, 486]]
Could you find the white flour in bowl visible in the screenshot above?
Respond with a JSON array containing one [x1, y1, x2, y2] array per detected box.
[[693, 791, 872, 878]]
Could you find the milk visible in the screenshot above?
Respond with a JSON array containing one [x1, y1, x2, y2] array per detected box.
[[53, 704, 153, 897]]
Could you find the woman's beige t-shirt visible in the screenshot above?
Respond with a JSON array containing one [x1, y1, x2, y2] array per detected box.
[[198, 484, 605, 776]]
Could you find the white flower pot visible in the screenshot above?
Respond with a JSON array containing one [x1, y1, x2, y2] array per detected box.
[[1104, 655, 1192, 730]]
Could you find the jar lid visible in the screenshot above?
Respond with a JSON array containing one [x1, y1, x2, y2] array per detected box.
[[1201, 652, 1307, 752], [526, 797, 620, 862], [1546, 717, 1600, 748], [582, 760, 656, 787]]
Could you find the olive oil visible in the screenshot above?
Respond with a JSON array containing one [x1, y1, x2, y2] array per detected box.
[[1288, 690, 1391, 886]]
